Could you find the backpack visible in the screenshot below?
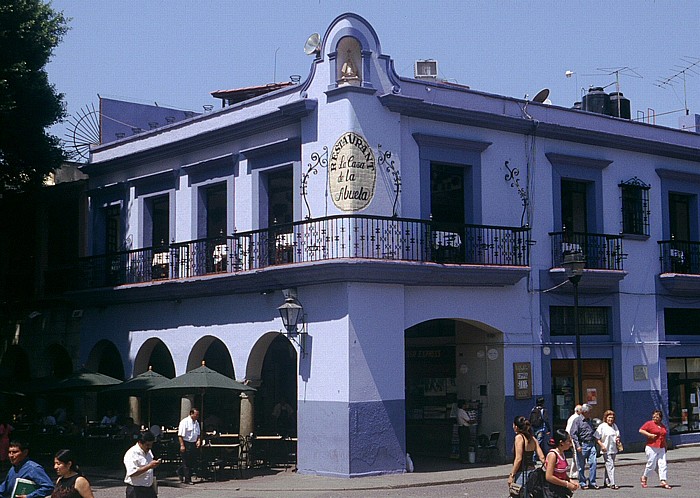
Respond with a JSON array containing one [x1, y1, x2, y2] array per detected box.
[[529, 405, 544, 429], [519, 466, 545, 498]]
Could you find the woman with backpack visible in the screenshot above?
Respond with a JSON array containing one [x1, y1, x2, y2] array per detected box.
[[507, 416, 545, 496], [543, 429, 579, 497]]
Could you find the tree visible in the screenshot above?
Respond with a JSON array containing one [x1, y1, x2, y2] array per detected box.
[[0, 0, 69, 192]]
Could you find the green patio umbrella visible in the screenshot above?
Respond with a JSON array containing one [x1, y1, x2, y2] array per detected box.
[[105, 366, 169, 394], [36, 367, 121, 393], [148, 362, 255, 433], [104, 366, 170, 427]]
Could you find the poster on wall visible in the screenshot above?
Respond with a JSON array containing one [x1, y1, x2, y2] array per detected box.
[[586, 388, 598, 405], [328, 132, 376, 211], [513, 362, 532, 400]]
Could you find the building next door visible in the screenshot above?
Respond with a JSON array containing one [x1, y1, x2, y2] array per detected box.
[[551, 359, 611, 428]]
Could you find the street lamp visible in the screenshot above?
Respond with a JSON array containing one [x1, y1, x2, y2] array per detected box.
[[278, 288, 307, 356], [562, 251, 585, 403]]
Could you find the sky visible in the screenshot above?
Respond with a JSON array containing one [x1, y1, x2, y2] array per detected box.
[[46, 0, 700, 151]]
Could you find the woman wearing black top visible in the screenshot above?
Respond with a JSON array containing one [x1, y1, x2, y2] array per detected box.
[[51, 449, 95, 498]]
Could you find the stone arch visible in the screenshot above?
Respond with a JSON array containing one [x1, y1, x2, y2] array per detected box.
[[134, 338, 175, 378], [248, 333, 297, 435], [186, 335, 234, 378], [0, 345, 31, 382], [85, 339, 125, 380], [45, 343, 73, 378]]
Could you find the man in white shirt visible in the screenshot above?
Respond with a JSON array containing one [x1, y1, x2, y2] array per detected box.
[[456, 401, 474, 463], [124, 431, 160, 498], [177, 408, 201, 484]]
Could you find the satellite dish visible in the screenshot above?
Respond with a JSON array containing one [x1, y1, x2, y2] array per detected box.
[[532, 88, 550, 104], [304, 33, 321, 55], [532, 88, 550, 103]]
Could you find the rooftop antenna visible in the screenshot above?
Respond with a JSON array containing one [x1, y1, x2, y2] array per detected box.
[[592, 66, 643, 116], [655, 56, 700, 116]]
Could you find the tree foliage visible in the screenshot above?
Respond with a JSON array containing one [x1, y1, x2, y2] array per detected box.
[[0, 0, 69, 192]]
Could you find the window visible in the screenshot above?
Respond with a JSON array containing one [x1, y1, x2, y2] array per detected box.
[[667, 357, 700, 433], [561, 180, 589, 233], [549, 306, 610, 336], [669, 193, 692, 241], [267, 169, 293, 227], [665, 308, 700, 335], [105, 204, 121, 253], [144, 195, 169, 248], [619, 177, 650, 236], [431, 163, 465, 225], [205, 183, 227, 238]]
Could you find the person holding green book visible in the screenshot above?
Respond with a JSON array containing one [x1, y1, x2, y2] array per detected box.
[[0, 439, 54, 498]]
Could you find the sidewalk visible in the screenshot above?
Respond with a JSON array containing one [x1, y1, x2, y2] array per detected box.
[[84, 444, 700, 493]]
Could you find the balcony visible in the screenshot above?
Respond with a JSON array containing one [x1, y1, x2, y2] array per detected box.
[[658, 240, 700, 294], [77, 215, 530, 290], [547, 231, 626, 291]]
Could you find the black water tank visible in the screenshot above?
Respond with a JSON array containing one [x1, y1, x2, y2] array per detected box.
[[609, 92, 631, 119], [582, 87, 610, 115]]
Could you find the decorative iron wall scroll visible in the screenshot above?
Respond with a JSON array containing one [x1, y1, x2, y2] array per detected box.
[[301, 146, 328, 219], [378, 143, 401, 217], [504, 160, 529, 227]]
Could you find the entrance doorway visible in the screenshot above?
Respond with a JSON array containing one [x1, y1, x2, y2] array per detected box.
[[551, 359, 610, 428], [405, 319, 504, 462]]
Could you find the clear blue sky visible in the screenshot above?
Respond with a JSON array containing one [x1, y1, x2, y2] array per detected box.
[[47, 0, 700, 145]]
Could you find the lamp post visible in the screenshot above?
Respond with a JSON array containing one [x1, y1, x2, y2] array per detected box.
[[563, 251, 585, 403]]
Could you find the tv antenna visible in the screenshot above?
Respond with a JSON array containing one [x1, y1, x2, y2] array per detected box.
[[655, 56, 700, 116], [591, 66, 643, 116], [64, 103, 100, 161]]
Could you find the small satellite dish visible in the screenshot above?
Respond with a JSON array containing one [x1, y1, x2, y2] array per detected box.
[[304, 33, 321, 55], [532, 88, 550, 103]]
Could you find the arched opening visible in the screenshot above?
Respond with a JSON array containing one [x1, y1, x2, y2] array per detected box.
[[405, 318, 505, 465], [254, 334, 297, 436], [131, 338, 177, 427], [0, 345, 31, 382], [134, 338, 175, 378], [86, 339, 125, 380], [45, 344, 73, 379], [184, 336, 238, 432]]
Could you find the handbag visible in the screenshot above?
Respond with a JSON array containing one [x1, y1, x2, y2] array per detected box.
[[616, 440, 623, 452], [509, 483, 522, 498]]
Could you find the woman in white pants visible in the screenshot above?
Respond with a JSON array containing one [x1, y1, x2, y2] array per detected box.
[[638, 409, 671, 489], [594, 410, 621, 489]]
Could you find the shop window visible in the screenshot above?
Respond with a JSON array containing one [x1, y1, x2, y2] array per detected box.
[[619, 177, 650, 236], [549, 306, 609, 336], [665, 308, 700, 335], [667, 357, 700, 433]]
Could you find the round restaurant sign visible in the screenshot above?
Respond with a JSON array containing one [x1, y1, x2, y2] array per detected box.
[[328, 132, 376, 211]]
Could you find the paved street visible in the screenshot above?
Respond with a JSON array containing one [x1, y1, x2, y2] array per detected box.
[[70, 445, 700, 497]]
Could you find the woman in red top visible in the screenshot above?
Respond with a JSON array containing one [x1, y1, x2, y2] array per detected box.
[[544, 429, 579, 497], [638, 409, 671, 489]]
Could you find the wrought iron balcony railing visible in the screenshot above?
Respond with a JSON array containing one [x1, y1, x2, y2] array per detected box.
[[549, 231, 624, 271], [78, 215, 530, 289], [659, 240, 700, 274]]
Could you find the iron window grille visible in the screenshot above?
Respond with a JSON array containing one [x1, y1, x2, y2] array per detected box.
[[619, 177, 650, 236], [549, 306, 610, 336]]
